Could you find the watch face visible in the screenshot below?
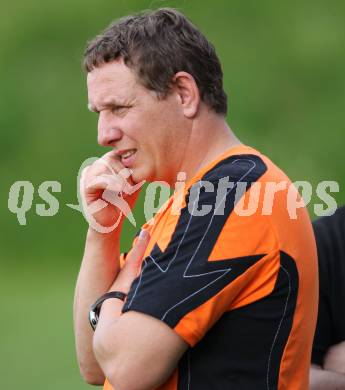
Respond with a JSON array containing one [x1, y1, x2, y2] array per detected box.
[[89, 310, 98, 331]]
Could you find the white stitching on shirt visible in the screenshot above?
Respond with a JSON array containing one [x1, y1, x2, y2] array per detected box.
[[126, 259, 147, 307], [160, 159, 257, 319], [126, 158, 257, 313], [187, 350, 191, 390]]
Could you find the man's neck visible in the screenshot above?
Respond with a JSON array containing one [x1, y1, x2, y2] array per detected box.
[[174, 116, 242, 188]]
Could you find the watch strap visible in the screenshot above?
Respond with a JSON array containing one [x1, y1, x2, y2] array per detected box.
[[89, 291, 127, 331]]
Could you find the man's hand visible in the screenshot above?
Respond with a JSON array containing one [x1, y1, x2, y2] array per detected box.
[[80, 151, 141, 231], [310, 341, 345, 390], [108, 229, 150, 294], [324, 341, 345, 375], [310, 363, 345, 390]]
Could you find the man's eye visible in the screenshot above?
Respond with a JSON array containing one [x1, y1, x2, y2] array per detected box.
[[112, 106, 129, 114]]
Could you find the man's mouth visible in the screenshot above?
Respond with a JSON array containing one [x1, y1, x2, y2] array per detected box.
[[119, 149, 137, 167], [121, 149, 136, 159]]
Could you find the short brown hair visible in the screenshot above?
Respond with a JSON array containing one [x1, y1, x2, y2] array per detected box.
[[83, 8, 228, 115]]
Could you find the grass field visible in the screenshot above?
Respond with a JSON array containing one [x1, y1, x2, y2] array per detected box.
[[0, 261, 90, 389]]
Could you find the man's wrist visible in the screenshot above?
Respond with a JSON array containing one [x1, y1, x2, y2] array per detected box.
[[87, 224, 122, 240], [86, 226, 123, 252], [97, 296, 125, 328]]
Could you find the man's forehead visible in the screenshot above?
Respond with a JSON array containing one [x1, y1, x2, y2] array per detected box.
[[87, 62, 138, 105], [88, 83, 131, 102], [87, 60, 136, 88]]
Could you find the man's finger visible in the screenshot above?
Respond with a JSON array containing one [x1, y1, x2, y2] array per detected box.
[[112, 229, 150, 293], [100, 151, 130, 177], [126, 229, 150, 268], [85, 174, 126, 193]]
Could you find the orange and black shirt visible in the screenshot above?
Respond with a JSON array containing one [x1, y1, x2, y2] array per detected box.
[[312, 206, 345, 366], [104, 145, 318, 390]]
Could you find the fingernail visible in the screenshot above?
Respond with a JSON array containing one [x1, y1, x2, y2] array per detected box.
[[139, 229, 148, 240]]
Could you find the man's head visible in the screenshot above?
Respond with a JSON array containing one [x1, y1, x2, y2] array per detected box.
[[85, 8, 228, 184]]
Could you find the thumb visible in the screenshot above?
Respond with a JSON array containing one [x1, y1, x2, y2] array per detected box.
[[125, 229, 150, 270], [113, 229, 150, 293]]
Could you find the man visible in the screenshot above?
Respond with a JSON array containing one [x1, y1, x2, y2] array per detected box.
[[310, 206, 345, 389], [73, 8, 318, 390]]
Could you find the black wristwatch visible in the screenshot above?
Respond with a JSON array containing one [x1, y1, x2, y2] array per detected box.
[[89, 291, 127, 331]]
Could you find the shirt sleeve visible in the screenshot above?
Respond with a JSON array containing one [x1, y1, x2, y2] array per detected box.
[[311, 210, 345, 365], [311, 286, 332, 366], [122, 154, 277, 346]]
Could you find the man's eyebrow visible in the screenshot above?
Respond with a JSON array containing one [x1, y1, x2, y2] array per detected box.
[[88, 98, 131, 113]]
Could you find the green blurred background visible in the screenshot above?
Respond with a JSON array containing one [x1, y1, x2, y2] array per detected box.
[[0, 0, 344, 388]]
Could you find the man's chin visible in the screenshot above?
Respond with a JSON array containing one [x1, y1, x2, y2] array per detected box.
[[131, 168, 169, 186], [130, 169, 149, 185]]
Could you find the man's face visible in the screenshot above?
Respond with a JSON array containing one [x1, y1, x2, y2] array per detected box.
[[87, 59, 190, 185]]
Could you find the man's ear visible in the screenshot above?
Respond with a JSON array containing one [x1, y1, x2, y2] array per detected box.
[[172, 71, 200, 118]]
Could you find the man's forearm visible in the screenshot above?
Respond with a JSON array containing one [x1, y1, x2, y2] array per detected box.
[[310, 365, 345, 390], [73, 227, 122, 385]]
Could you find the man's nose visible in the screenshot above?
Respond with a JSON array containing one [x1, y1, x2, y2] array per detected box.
[[97, 114, 123, 147]]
